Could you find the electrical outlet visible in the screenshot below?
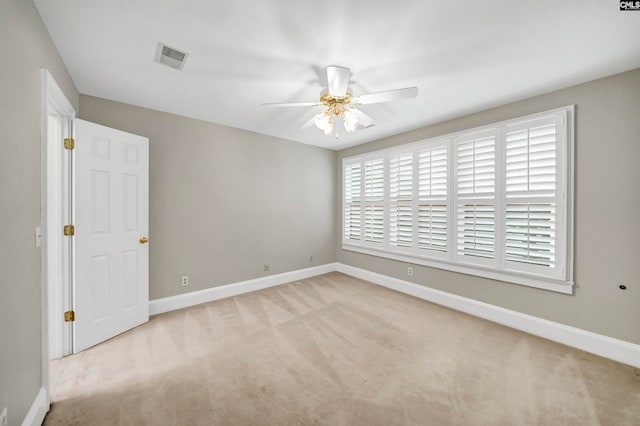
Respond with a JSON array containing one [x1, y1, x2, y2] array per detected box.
[[181, 275, 189, 286], [1, 407, 7, 426], [263, 264, 270, 272], [407, 266, 414, 277]]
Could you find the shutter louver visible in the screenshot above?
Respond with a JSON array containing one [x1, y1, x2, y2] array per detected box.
[[505, 118, 558, 268], [390, 153, 413, 248], [418, 144, 448, 253], [506, 122, 556, 196], [364, 158, 385, 244], [390, 154, 413, 200], [344, 205, 361, 241], [457, 135, 495, 196], [343, 163, 362, 241], [505, 204, 555, 266], [390, 205, 412, 247], [364, 205, 384, 243], [456, 132, 496, 260], [458, 204, 495, 258], [364, 159, 384, 201], [418, 204, 447, 251], [345, 163, 361, 203]]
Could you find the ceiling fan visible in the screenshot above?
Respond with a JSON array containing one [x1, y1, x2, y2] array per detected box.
[[262, 66, 418, 136]]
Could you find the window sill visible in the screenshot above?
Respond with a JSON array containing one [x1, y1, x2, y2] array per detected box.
[[341, 243, 574, 294]]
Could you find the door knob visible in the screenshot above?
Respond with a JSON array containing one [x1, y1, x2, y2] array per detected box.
[[139, 237, 149, 244]]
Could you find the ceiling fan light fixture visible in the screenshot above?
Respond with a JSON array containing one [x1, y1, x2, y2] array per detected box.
[[314, 111, 333, 136], [263, 65, 418, 137], [342, 108, 359, 133]]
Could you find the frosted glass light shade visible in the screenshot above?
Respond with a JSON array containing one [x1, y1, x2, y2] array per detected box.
[[342, 108, 359, 133], [314, 111, 334, 136]]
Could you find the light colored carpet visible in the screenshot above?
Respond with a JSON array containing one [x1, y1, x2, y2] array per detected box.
[[45, 272, 640, 425]]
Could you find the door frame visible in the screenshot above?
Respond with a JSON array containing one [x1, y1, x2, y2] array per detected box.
[[40, 69, 75, 403]]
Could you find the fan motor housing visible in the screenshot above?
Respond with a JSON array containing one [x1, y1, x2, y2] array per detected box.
[[320, 93, 352, 116]]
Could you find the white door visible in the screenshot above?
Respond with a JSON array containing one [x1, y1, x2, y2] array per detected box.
[[73, 119, 149, 352]]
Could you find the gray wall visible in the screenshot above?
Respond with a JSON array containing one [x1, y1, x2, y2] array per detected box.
[[0, 0, 79, 424], [79, 96, 336, 300], [337, 68, 640, 345]]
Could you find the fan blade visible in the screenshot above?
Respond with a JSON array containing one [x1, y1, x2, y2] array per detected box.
[[353, 109, 375, 128], [300, 114, 317, 130], [327, 66, 351, 97], [262, 101, 319, 107], [352, 87, 418, 105]]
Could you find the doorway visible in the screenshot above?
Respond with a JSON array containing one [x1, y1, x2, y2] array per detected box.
[[41, 70, 150, 407]]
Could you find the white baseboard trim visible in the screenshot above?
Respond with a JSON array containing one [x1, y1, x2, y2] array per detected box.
[[22, 387, 48, 426], [336, 263, 640, 369], [148, 262, 640, 369], [149, 263, 339, 315]]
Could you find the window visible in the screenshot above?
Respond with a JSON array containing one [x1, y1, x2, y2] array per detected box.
[[342, 107, 573, 293]]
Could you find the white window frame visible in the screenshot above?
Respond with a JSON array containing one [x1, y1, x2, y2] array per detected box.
[[341, 106, 575, 294]]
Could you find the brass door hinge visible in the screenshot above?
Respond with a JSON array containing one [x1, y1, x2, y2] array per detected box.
[[63, 225, 75, 236], [64, 138, 75, 150], [64, 310, 75, 322]]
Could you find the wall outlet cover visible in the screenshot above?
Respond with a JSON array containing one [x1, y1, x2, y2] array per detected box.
[[35, 226, 42, 247]]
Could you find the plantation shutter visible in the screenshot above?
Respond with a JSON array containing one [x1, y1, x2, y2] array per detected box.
[[389, 153, 413, 249], [417, 142, 448, 255], [341, 107, 571, 291], [343, 162, 362, 241], [364, 158, 385, 244], [456, 130, 496, 264], [504, 116, 559, 272]]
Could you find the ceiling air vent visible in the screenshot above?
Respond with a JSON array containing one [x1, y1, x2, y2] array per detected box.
[[155, 43, 188, 70]]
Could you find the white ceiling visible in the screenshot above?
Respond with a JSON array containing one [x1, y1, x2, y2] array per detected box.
[[35, 0, 640, 150]]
